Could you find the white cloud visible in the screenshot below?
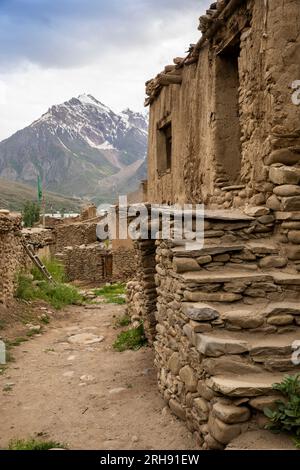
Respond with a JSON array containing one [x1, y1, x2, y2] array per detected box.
[[0, 0, 212, 140]]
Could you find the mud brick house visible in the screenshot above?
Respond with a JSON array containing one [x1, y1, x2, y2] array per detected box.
[[146, 0, 300, 210], [127, 0, 300, 449]]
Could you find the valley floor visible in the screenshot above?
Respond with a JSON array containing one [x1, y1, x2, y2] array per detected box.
[[0, 303, 196, 450]]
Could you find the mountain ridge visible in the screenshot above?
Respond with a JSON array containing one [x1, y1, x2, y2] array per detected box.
[[0, 177, 80, 212], [0, 94, 148, 203]]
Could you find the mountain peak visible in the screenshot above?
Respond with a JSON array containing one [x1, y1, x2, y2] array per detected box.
[[0, 94, 148, 202], [76, 93, 110, 111]]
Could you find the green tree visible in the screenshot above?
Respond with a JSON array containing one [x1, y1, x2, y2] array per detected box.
[[22, 201, 40, 227]]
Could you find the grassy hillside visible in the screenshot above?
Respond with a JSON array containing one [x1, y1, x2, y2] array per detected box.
[[0, 178, 81, 212]]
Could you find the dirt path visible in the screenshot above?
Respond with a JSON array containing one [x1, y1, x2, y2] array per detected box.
[[0, 303, 196, 450]]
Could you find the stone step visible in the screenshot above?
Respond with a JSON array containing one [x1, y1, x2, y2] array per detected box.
[[221, 302, 300, 328], [264, 302, 300, 316], [206, 373, 287, 397], [182, 269, 300, 289], [150, 207, 254, 222], [191, 330, 298, 359], [172, 244, 244, 258], [172, 240, 280, 256], [204, 209, 254, 222], [272, 272, 300, 285], [245, 241, 279, 255], [183, 300, 300, 326], [182, 271, 274, 284]]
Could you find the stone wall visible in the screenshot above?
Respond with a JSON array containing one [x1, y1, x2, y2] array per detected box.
[[138, 0, 300, 450], [146, 0, 300, 211], [53, 220, 98, 254], [127, 208, 300, 448], [22, 228, 54, 249], [0, 212, 24, 306], [55, 243, 112, 283], [126, 239, 157, 344], [112, 247, 138, 282]]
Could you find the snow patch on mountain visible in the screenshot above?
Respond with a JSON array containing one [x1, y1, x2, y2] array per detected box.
[[0, 94, 148, 201]]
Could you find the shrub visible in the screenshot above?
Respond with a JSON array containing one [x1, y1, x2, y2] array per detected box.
[[38, 283, 82, 310], [16, 273, 82, 310], [22, 201, 40, 228], [115, 314, 131, 328], [264, 374, 300, 446], [15, 274, 36, 301], [94, 283, 126, 304], [31, 257, 65, 283], [113, 323, 147, 352], [8, 438, 65, 451]]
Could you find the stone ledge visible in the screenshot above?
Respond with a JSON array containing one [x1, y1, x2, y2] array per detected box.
[[182, 271, 274, 284], [206, 374, 284, 397]]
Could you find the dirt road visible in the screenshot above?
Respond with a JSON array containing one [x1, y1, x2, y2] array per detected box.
[[0, 303, 196, 450]]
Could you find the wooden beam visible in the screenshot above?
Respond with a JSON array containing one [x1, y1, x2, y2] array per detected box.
[[158, 74, 183, 86]]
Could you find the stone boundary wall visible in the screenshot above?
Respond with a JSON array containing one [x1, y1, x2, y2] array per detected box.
[[126, 208, 300, 449], [52, 220, 98, 254], [153, 222, 300, 448], [22, 228, 55, 250], [126, 239, 157, 344], [112, 247, 138, 282], [55, 243, 112, 283], [0, 213, 24, 306]]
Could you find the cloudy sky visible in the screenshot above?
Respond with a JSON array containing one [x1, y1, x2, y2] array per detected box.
[[0, 0, 211, 141]]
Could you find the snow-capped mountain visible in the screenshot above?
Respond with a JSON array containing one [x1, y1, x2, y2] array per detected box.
[[0, 94, 148, 201]]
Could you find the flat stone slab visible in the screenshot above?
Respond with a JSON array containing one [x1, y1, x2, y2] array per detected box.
[[246, 241, 278, 255], [182, 303, 220, 321], [68, 333, 104, 345], [184, 291, 242, 303], [244, 206, 270, 217], [150, 207, 254, 222], [275, 211, 300, 221], [221, 185, 246, 192], [264, 302, 300, 316], [206, 375, 284, 397], [194, 334, 249, 357], [172, 245, 244, 257], [204, 210, 254, 222], [182, 271, 274, 284], [222, 310, 264, 329], [272, 272, 300, 285]]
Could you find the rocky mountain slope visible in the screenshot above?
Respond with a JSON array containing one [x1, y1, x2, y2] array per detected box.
[[0, 94, 148, 203]]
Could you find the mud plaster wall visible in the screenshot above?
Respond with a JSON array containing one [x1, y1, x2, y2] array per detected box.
[[147, 0, 300, 209]]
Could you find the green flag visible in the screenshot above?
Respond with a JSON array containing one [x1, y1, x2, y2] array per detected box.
[[37, 176, 43, 204]]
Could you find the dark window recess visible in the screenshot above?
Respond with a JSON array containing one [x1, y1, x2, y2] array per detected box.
[[157, 122, 172, 175], [214, 37, 242, 184]]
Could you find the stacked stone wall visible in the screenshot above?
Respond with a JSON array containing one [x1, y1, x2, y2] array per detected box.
[[112, 247, 138, 282], [127, 209, 300, 448], [53, 221, 98, 253], [126, 240, 157, 343], [0, 213, 24, 306], [55, 243, 112, 283]]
